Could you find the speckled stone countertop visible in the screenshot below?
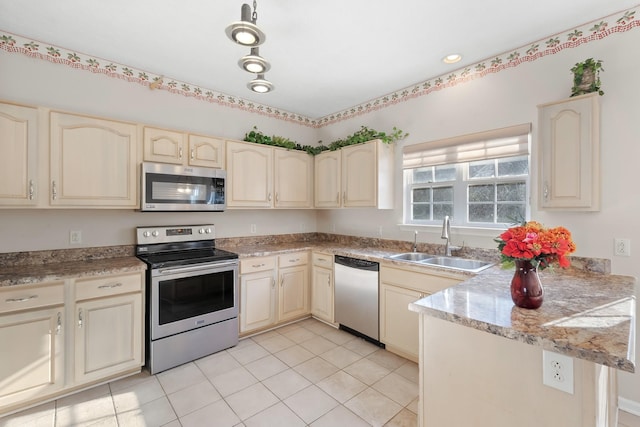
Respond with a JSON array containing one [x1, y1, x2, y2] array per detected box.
[[0, 245, 146, 287], [409, 266, 636, 373]]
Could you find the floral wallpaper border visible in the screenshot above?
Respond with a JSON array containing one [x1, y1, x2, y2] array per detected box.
[[0, 8, 638, 128]]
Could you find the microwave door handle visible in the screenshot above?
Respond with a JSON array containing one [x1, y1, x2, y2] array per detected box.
[[158, 261, 238, 275]]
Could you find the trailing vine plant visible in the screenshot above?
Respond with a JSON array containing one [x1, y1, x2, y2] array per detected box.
[[570, 58, 604, 96], [243, 125, 408, 155]]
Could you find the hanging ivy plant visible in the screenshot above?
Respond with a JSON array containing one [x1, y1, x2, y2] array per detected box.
[[243, 126, 408, 155], [570, 58, 604, 97]]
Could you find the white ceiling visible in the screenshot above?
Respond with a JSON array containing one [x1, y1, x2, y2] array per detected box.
[[0, 0, 638, 119]]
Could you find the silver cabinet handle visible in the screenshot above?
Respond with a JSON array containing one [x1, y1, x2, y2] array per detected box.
[[271, 278, 275, 288], [190, 148, 195, 160], [289, 258, 300, 263], [52, 181, 57, 200], [179, 147, 183, 159], [29, 179, 35, 200], [252, 263, 265, 268], [6, 295, 38, 303], [543, 183, 549, 201], [78, 308, 83, 328], [317, 258, 328, 263], [327, 277, 331, 287], [336, 192, 339, 203], [56, 312, 62, 335], [268, 193, 272, 202], [280, 277, 284, 287], [97, 282, 123, 289], [276, 193, 279, 202]]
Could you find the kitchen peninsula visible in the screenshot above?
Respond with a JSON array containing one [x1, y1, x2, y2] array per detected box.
[[410, 265, 636, 427]]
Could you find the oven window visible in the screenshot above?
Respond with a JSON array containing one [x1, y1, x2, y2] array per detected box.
[[158, 269, 235, 325]]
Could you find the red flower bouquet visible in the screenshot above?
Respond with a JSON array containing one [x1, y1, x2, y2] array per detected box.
[[495, 221, 576, 270]]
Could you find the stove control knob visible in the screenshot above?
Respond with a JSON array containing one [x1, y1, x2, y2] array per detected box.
[[205, 227, 212, 234], [143, 231, 151, 238], [198, 228, 205, 234], [152, 230, 160, 237]]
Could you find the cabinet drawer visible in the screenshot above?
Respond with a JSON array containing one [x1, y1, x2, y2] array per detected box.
[[75, 273, 143, 301], [312, 252, 333, 268], [380, 266, 463, 295], [240, 256, 276, 274], [0, 282, 64, 314], [278, 252, 308, 268]]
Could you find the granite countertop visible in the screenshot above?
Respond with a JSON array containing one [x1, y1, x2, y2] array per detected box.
[[410, 266, 636, 372]]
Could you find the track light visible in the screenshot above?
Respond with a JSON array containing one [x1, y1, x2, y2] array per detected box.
[[225, 2, 265, 47], [239, 47, 271, 74], [248, 74, 274, 93]]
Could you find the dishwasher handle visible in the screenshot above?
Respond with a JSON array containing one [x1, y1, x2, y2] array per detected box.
[[334, 255, 379, 271]]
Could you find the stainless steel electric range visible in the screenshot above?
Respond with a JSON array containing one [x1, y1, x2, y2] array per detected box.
[[135, 224, 239, 374]]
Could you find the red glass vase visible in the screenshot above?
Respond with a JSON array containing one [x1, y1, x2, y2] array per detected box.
[[510, 260, 544, 309]]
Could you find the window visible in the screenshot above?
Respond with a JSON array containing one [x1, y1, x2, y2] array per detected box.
[[403, 124, 531, 228]]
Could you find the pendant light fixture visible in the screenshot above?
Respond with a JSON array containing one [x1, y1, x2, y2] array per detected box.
[[248, 74, 274, 93], [225, 1, 265, 47], [226, 1, 274, 93], [238, 47, 270, 74]]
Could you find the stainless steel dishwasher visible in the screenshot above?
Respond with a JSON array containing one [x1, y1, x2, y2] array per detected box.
[[334, 255, 381, 344]]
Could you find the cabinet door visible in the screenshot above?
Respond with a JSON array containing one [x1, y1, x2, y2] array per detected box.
[[188, 134, 225, 168], [74, 293, 143, 384], [226, 141, 273, 208], [342, 142, 377, 207], [0, 103, 38, 206], [311, 266, 333, 323], [143, 126, 186, 165], [539, 93, 600, 210], [240, 270, 276, 333], [380, 283, 422, 361], [0, 307, 64, 410], [274, 149, 313, 208], [314, 151, 341, 208], [49, 112, 138, 207], [278, 265, 309, 323]]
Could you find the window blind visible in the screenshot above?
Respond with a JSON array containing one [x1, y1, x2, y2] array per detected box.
[[402, 123, 531, 169]]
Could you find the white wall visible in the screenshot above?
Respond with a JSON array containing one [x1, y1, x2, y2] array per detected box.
[[317, 29, 640, 404], [1, 23, 639, 404]]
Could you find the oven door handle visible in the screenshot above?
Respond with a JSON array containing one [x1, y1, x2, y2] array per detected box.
[[157, 261, 238, 275]]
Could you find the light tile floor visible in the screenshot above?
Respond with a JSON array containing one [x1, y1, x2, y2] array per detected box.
[[0, 318, 419, 427]]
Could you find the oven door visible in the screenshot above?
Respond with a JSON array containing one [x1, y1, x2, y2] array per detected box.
[[150, 260, 238, 340]]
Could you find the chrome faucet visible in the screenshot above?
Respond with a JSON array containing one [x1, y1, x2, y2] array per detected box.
[[413, 230, 418, 252], [441, 216, 452, 256]]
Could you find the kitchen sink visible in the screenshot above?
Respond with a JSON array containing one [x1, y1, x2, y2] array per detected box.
[[387, 252, 435, 262], [419, 256, 494, 273]]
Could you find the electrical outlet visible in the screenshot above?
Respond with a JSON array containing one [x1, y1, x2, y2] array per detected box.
[[542, 350, 574, 394], [614, 238, 631, 257], [250, 224, 257, 234], [69, 230, 82, 245]]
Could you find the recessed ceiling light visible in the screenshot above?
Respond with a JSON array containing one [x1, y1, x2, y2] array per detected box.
[[443, 54, 462, 64]]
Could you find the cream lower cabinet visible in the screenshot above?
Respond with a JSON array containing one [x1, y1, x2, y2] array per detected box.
[[311, 252, 334, 323], [0, 102, 39, 206], [0, 282, 65, 413], [73, 272, 144, 384], [380, 265, 464, 362], [538, 93, 600, 211], [240, 256, 277, 334], [49, 112, 139, 208], [277, 252, 309, 323]]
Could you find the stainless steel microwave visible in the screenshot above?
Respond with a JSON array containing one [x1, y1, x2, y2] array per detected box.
[[141, 162, 226, 211]]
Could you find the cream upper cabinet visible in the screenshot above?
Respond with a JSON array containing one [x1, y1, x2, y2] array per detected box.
[[188, 134, 225, 168], [143, 126, 186, 165], [0, 102, 39, 206], [311, 252, 334, 323], [239, 256, 277, 334], [314, 151, 341, 208], [0, 282, 65, 413], [277, 252, 310, 323], [274, 149, 313, 208], [143, 126, 224, 168], [315, 139, 394, 209], [379, 265, 463, 361], [50, 112, 139, 208], [538, 93, 600, 211], [226, 140, 273, 208]]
